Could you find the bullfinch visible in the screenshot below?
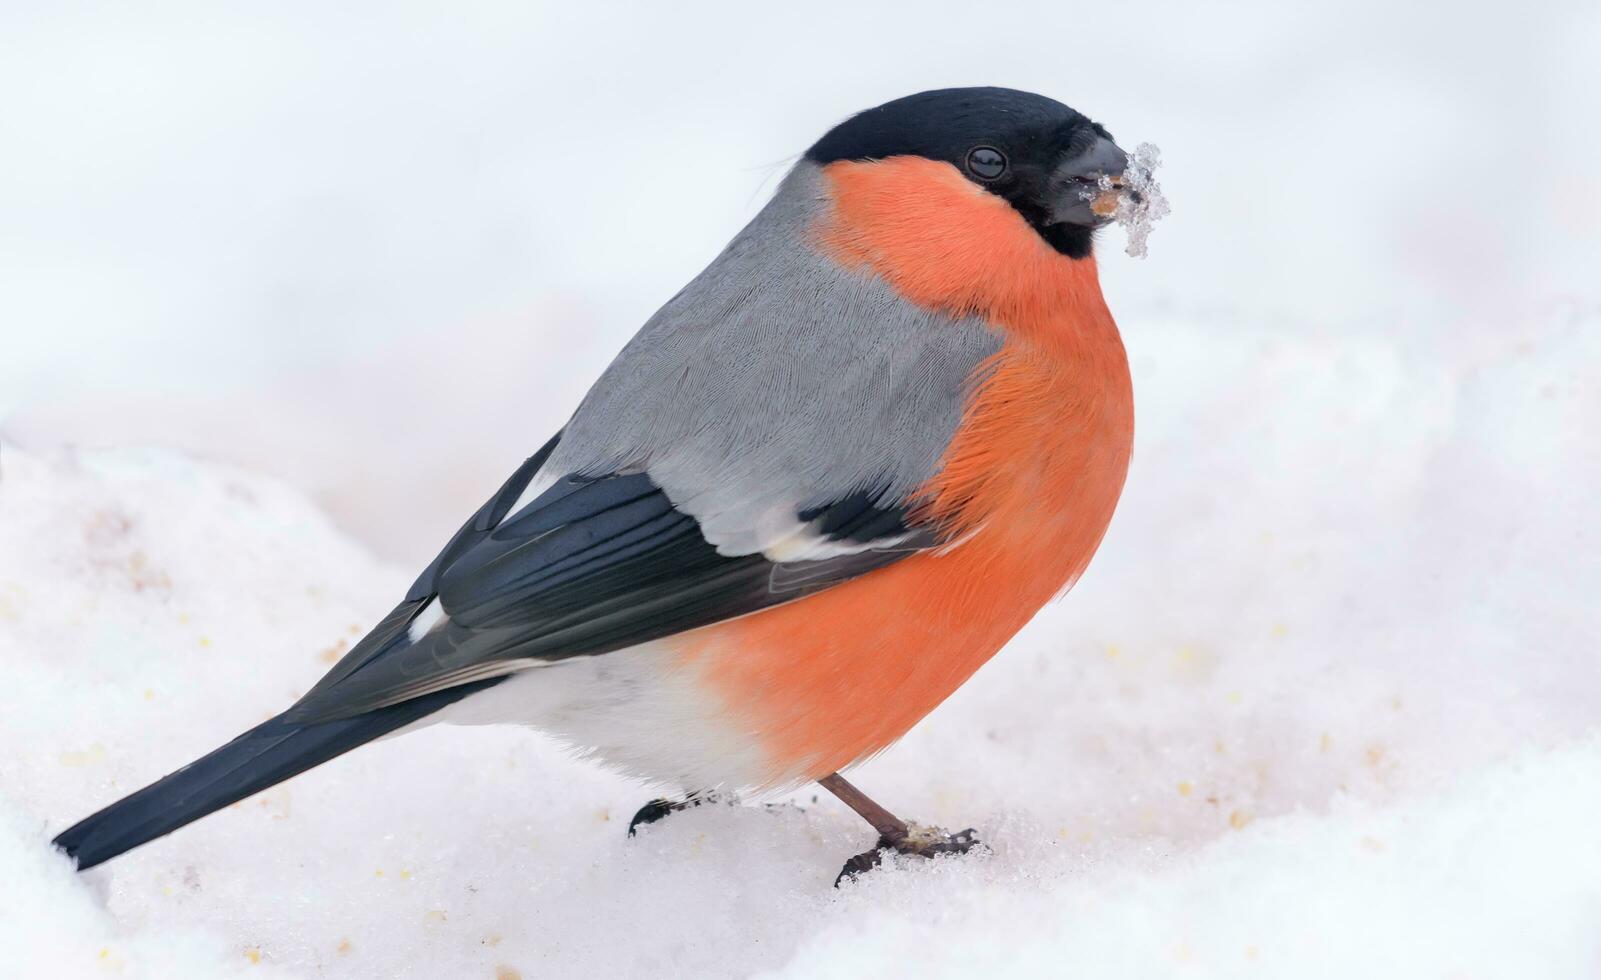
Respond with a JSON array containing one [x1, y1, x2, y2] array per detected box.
[[54, 86, 1138, 883]]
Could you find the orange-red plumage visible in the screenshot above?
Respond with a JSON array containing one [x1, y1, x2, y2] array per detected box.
[[674, 157, 1134, 784]]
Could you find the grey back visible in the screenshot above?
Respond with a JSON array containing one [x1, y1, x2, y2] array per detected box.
[[544, 162, 1003, 556]]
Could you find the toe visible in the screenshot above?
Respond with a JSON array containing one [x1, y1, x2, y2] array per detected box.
[[833, 827, 984, 883], [626, 798, 684, 837], [834, 843, 889, 887]]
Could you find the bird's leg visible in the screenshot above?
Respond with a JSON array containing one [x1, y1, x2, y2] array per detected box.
[[818, 772, 980, 886], [818, 772, 909, 842]]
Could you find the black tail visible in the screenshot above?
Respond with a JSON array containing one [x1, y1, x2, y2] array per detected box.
[[52, 680, 501, 870]]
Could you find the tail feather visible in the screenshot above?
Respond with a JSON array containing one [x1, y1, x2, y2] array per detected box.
[[53, 679, 501, 870]]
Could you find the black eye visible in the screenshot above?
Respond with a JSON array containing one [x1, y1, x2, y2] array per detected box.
[[965, 146, 1007, 181]]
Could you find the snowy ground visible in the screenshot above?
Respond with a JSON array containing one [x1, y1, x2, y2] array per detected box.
[[4, 307, 1599, 978], [4, 2, 1600, 977]]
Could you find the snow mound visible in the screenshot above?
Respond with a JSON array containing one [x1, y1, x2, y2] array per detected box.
[[768, 739, 1601, 979], [2, 308, 1600, 977]]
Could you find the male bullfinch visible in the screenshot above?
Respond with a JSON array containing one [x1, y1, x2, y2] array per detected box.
[[54, 87, 1138, 883]]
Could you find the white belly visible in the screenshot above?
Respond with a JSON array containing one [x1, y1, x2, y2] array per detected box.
[[422, 642, 771, 792]]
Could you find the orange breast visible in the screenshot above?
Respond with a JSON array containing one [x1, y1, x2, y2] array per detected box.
[[674, 157, 1135, 787]]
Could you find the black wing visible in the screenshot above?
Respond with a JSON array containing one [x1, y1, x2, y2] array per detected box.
[[286, 433, 938, 723]]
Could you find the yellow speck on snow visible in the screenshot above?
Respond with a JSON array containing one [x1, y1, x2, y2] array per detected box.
[[496, 967, 523, 980], [318, 638, 349, 664], [244, 948, 262, 965], [1177, 781, 1194, 797], [336, 938, 353, 955], [1229, 810, 1253, 830], [59, 743, 106, 767], [0, 583, 24, 621]]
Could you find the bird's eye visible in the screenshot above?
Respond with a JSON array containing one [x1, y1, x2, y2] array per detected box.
[[965, 146, 1008, 181]]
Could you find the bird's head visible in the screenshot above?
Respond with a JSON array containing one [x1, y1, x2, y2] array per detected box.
[[806, 87, 1131, 261]]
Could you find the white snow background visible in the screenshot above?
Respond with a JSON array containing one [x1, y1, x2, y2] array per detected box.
[[3, 2, 1600, 978]]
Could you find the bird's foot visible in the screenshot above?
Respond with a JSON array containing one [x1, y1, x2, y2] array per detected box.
[[627, 792, 805, 837], [834, 823, 981, 886], [627, 795, 709, 836]]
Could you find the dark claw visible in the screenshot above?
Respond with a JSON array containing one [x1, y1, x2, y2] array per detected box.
[[627, 798, 693, 837], [833, 826, 983, 887], [919, 827, 981, 857], [629, 792, 805, 838], [835, 844, 887, 885]]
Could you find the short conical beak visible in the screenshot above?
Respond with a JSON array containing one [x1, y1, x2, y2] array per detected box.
[[1049, 135, 1131, 228]]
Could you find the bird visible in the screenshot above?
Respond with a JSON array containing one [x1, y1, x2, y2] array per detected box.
[[53, 86, 1137, 884]]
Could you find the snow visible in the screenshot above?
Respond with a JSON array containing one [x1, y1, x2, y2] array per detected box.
[[3, 304, 1599, 978]]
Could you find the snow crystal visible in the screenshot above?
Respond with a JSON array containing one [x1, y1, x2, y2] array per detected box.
[[1083, 140, 1171, 258], [1115, 142, 1171, 258]]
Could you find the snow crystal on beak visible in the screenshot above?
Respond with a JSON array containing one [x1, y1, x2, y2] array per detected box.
[[1079, 142, 1171, 258]]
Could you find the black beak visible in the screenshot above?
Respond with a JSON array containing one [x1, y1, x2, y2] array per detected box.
[[1049, 135, 1131, 228]]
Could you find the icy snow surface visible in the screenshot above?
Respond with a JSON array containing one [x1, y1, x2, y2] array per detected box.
[[3, 312, 1601, 978]]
